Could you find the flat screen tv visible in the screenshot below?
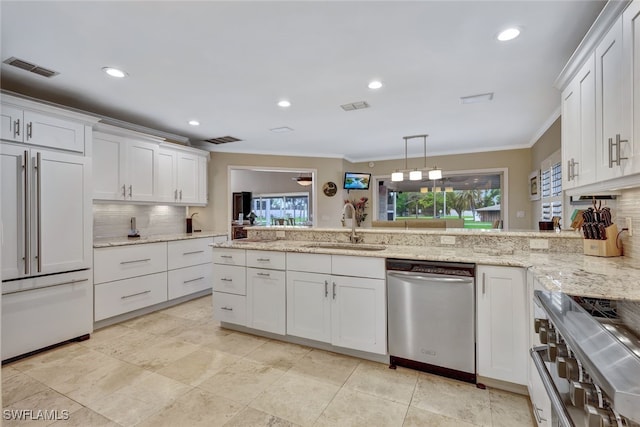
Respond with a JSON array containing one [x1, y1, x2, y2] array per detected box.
[[343, 172, 371, 190]]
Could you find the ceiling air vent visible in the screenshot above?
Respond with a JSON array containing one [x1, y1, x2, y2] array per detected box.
[[203, 136, 242, 145], [340, 101, 370, 111], [3, 57, 59, 78]]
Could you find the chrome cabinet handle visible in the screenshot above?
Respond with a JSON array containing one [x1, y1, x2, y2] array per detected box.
[[184, 276, 204, 284], [128, 185, 132, 197], [220, 255, 232, 258], [120, 258, 151, 264], [482, 272, 486, 295], [256, 258, 270, 262], [332, 282, 337, 299], [257, 272, 270, 277], [566, 160, 572, 181], [572, 160, 579, 178], [174, 189, 178, 200], [179, 189, 183, 200], [14, 119, 20, 137], [608, 137, 614, 168], [220, 277, 233, 282], [121, 290, 151, 299], [615, 134, 628, 166], [324, 280, 328, 298], [183, 250, 204, 255], [26, 122, 32, 140], [22, 151, 30, 275], [220, 306, 233, 311], [122, 184, 126, 198], [35, 152, 42, 272]]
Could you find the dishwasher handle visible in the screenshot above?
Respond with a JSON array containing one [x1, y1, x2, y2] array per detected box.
[[387, 271, 474, 284]]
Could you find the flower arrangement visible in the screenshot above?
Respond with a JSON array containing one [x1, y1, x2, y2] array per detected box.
[[343, 197, 368, 226]]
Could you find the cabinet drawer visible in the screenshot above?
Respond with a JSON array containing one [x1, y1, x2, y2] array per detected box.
[[94, 242, 167, 284], [213, 248, 246, 266], [213, 291, 246, 326], [168, 263, 212, 300], [94, 272, 168, 321], [168, 237, 214, 270], [332, 255, 385, 279], [246, 250, 286, 270], [286, 252, 331, 274], [213, 264, 246, 295]]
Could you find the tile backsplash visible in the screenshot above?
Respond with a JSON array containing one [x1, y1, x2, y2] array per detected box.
[[617, 187, 640, 261], [93, 204, 187, 239]]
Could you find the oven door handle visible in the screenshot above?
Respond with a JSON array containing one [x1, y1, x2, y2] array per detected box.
[[530, 346, 575, 427]]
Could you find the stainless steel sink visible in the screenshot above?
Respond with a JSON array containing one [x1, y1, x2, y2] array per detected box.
[[304, 243, 386, 251]]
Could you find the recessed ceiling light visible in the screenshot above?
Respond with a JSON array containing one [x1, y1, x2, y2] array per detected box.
[[368, 80, 383, 89], [497, 28, 520, 41], [270, 126, 294, 133], [277, 100, 291, 108], [188, 120, 200, 126], [102, 67, 127, 78]]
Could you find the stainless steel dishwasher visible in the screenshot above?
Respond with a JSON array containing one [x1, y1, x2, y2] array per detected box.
[[387, 259, 476, 383]]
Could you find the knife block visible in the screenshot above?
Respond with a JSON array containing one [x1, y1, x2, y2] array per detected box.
[[583, 224, 622, 257]]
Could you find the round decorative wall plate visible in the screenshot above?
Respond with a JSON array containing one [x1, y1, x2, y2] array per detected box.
[[323, 181, 337, 197]]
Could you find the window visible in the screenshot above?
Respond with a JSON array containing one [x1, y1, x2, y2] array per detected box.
[[375, 172, 503, 229], [251, 192, 309, 225], [540, 155, 562, 221]]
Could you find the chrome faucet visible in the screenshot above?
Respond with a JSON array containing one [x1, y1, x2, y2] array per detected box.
[[342, 202, 362, 244]]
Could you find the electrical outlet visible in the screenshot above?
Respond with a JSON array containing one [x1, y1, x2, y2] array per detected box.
[[440, 236, 456, 245], [529, 239, 549, 249], [626, 217, 633, 237], [276, 230, 286, 239]]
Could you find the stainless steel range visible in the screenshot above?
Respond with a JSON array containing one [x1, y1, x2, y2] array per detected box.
[[531, 290, 640, 427]]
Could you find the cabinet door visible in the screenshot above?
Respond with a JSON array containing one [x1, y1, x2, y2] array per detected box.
[[93, 134, 126, 200], [176, 152, 199, 204], [23, 110, 85, 153], [1, 144, 27, 280], [1, 105, 23, 142], [624, 0, 640, 175], [157, 148, 177, 203], [36, 149, 91, 275], [596, 17, 629, 180], [126, 141, 158, 202], [562, 56, 597, 189], [247, 267, 286, 335], [286, 271, 331, 343], [477, 266, 527, 385], [198, 155, 208, 204], [331, 276, 386, 354]]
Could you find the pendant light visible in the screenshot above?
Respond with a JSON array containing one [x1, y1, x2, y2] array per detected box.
[[391, 134, 442, 182]]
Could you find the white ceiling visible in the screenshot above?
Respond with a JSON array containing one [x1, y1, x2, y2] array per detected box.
[[0, 1, 606, 162]]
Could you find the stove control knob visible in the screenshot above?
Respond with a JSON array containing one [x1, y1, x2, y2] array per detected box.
[[570, 381, 596, 407], [557, 356, 568, 378], [534, 318, 549, 333], [539, 326, 556, 344], [565, 358, 580, 381], [547, 342, 568, 363], [585, 405, 619, 427]]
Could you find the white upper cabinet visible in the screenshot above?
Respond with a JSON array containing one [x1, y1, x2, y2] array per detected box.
[[562, 54, 596, 189], [559, 1, 638, 191], [1, 94, 96, 152], [157, 146, 208, 205], [595, 17, 630, 180], [92, 130, 159, 202], [624, 0, 640, 175]]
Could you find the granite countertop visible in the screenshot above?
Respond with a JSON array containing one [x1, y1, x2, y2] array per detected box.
[[94, 231, 227, 248], [213, 239, 640, 301]]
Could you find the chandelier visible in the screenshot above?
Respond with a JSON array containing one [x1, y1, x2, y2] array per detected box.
[[391, 134, 442, 182]]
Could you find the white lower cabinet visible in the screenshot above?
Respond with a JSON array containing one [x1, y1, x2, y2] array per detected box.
[[286, 253, 387, 355], [94, 272, 168, 321], [212, 248, 247, 326], [476, 265, 528, 385], [214, 292, 246, 325], [168, 263, 212, 300], [247, 267, 286, 334]]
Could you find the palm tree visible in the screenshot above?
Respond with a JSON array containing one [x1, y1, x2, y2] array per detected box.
[[459, 190, 481, 218]]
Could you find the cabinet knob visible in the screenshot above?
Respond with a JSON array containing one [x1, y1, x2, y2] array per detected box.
[[585, 405, 619, 427], [547, 342, 568, 363], [534, 318, 549, 334], [570, 381, 599, 408], [538, 326, 556, 345]]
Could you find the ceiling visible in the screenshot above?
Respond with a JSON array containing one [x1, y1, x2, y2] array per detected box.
[[0, 1, 606, 162]]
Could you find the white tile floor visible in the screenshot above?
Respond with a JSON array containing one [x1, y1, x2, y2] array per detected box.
[[2, 295, 535, 426]]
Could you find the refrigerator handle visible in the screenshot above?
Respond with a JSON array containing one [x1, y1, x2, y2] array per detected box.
[[23, 150, 30, 276], [36, 152, 42, 272]]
